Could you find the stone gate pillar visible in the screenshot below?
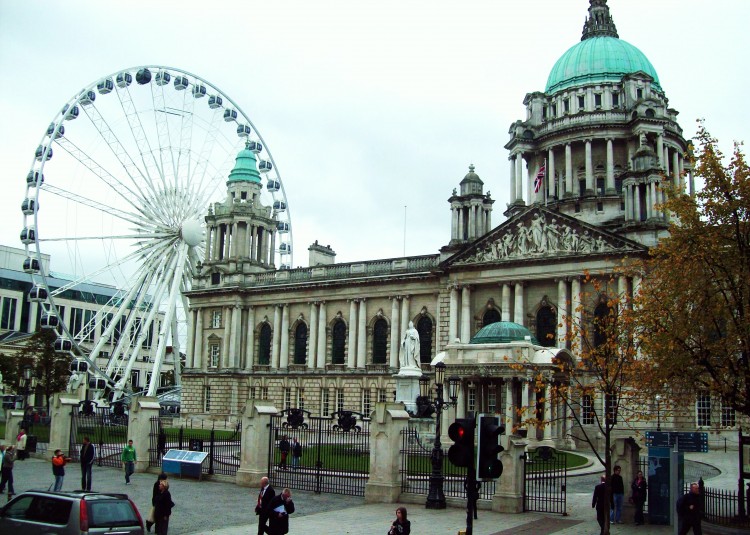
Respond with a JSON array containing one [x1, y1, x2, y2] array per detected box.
[[128, 396, 161, 473], [47, 394, 81, 457], [236, 399, 279, 487], [612, 436, 641, 524], [493, 436, 528, 513], [364, 402, 410, 503]]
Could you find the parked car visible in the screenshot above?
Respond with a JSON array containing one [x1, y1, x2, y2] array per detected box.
[[0, 490, 144, 534]]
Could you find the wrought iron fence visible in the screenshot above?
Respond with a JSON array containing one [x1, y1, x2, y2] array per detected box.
[[523, 447, 567, 515], [23, 419, 51, 455], [399, 428, 495, 501], [148, 417, 241, 476], [69, 403, 129, 468], [688, 478, 750, 529]]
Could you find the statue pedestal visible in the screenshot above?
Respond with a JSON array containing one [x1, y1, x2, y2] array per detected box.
[[394, 369, 422, 415]]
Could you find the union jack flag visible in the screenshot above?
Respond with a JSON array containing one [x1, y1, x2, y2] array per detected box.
[[534, 164, 545, 193]]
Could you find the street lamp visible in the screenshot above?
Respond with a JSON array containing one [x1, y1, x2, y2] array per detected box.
[[419, 361, 460, 509], [21, 364, 33, 426], [655, 394, 662, 432]]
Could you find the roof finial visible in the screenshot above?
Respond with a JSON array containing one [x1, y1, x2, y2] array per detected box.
[[581, 0, 619, 41]]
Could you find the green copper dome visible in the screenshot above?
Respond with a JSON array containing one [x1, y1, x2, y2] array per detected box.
[[545, 35, 661, 94], [469, 321, 539, 345], [227, 143, 261, 184]]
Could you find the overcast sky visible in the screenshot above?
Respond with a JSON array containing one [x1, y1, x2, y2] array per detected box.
[[1, 0, 747, 268]]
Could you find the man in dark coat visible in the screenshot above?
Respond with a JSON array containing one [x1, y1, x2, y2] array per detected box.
[[255, 476, 275, 535], [677, 482, 703, 534], [592, 475, 610, 535], [267, 488, 294, 535], [278, 436, 290, 470], [80, 436, 95, 491], [0, 445, 15, 496]]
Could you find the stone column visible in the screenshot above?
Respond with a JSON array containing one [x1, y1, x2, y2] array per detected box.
[[606, 139, 615, 193], [222, 306, 232, 368], [223, 224, 231, 259], [348, 300, 358, 368], [5, 410, 25, 447], [364, 402, 411, 503], [390, 297, 400, 368], [515, 153, 524, 202], [624, 183, 631, 221], [501, 283, 511, 322], [468, 203, 476, 239], [245, 306, 255, 370], [504, 380, 514, 438], [127, 396, 161, 473], [272, 305, 281, 369], [357, 298, 367, 368], [509, 156, 516, 204], [557, 278, 568, 346], [316, 301, 327, 368], [657, 134, 664, 168], [448, 287, 458, 342], [565, 143, 573, 197], [543, 383, 553, 441], [548, 147, 556, 199], [633, 184, 642, 222], [457, 209, 464, 241], [249, 225, 256, 261], [585, 139, 593, 194], [230, 304, 241, 368], [460, 286, 471, 343], [571, 277, 582, 337], [279, 304, 290, 369], [493, 437, 528, 513], [212, 225, 220, 260], [400, 296, 410, 349], [204, 226, 212, 262], [308, 302, 318, 370], [514, 282, 524, 326], [673, 151, 680, 185], [46, 396, 81, 458], [194, 308, 204, 369], [236, 399, 279, 487], [186, 308, 196, 368], [521, 380, 530, 434], [612, 437, 642, 523]]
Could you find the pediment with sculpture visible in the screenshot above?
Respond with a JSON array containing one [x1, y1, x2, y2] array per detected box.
[[447, 207, 645, 266]]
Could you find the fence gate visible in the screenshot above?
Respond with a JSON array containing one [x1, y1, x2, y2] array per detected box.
[[523, 446, 567, 515], [268, 409, 370, 497], [69, 401, 129, 467]]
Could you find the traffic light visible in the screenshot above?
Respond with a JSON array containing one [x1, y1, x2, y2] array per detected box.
[[447, 418, 475, 468], [476, 414, 505, 479]]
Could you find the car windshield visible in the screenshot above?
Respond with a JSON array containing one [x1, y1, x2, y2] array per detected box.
[[87, 500, 139, 527]]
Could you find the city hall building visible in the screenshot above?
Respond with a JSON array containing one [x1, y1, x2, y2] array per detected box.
[[180, 1, 728, 445]]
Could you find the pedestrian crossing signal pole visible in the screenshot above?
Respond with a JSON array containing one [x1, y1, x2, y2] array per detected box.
[[448, 416, 480, 535], [477, 414, 505, 479]]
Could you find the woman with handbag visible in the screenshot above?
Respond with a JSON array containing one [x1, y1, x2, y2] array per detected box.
[[146, 473, 168, 532]]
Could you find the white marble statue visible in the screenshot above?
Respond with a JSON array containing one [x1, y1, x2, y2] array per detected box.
[[400, 321, 421, 370], [66, 371, 84, 394]]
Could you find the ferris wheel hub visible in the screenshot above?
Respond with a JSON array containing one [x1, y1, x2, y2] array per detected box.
[[181, 218, 204, 247]]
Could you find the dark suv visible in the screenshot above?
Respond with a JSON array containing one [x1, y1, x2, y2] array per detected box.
[[0, 490, 144, 534]]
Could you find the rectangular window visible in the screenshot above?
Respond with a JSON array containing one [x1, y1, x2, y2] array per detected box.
[[362, 389, 372, 416], [130, 370, 140, 389], [467, 385, 476, 414], [377, 388, 387, 403], [563, 98, 570, 113], [250, 387, 256, 400], [284, 387, 292, 410], [1, 297, 17, 330], [322, 389, 331, 417], [551, 104, 557, 117], [488, 388, 497, 413], [612, 93, 619, 107], [68, 307, 83, 337], [204, 386, 211, 412], [578, 95, 585, 111], [209, 344, 220, 368], [542, 106, 547, 119], [336, 388, 345, 414], [83, 309, 95, 342], [696, 391, 711, 427], [594, 93, 602, 107], [582, 394, 595, 425], [605, 394, 618, 425], [298, 388, 305, 411], [146, 372, 153, 388], [637, 88, 643, 99], [721, 402, 736, 428], [211, 310, 222, 329]]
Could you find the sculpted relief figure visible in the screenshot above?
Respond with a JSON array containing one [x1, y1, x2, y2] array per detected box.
[[400, 321, 421, 370]]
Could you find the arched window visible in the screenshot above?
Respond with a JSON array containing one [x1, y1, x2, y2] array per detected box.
[[258, 323, 272, 365], [294, 323, 307, 364], [536, 305, 556, 347], [483, 309, 501, 326], [372, 318, 388, 364], [417, 316, 433, 363], [593, 300, 611, 347], [332, 320, 346, 364]]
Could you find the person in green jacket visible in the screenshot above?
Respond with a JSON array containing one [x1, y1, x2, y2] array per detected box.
[[121, 439, 137, 485]]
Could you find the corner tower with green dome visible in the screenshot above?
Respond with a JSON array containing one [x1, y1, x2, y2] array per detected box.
[[201, 142, 279, 276], [504, 0, 693, 248]]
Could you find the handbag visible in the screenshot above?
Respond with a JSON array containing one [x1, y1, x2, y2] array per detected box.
[[147, 507, 156, 523]]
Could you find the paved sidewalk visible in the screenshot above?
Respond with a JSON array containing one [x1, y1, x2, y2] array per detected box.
[[0, 447, 738, 534]]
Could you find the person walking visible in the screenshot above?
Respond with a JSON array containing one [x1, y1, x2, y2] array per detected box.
[[153, 479, 175, 535], [388, 506, 411, 535], [631, 470, 648, 526], [0, 445, 15, 497], [677, 482, 703, 534], [146, 473, 168, 532], [255, 476, 275, 535], [16, 428, 28, 461], [278, 436, 290, 470], [121, 439, 136, 485], [267, 488, 294, 535], [610, 465, 624, 524], [291, 438, 302, 469], [51, 449, 71, 491], [80, 436, 95, 491], [592, 475, 610, 535]]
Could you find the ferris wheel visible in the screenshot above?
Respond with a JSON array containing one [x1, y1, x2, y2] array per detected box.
[[20, 65, 292, 402]]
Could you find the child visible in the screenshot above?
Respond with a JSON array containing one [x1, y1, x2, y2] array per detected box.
[[52, 449, 72, 491]]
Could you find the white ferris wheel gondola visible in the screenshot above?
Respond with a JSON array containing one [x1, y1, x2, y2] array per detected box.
[[21, 65, 293, 402]]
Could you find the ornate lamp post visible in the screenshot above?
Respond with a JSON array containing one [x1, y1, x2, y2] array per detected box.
[[21, 364, 33, 427], [419, 361, 460, 509], [655, 394, 662, 432]]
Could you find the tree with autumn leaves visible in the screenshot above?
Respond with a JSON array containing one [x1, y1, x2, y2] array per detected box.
[[634, 123, 750, 419]]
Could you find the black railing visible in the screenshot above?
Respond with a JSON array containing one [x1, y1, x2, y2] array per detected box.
[[69, 405, 128, 468], [688, 478, 750, 529], [148, 417, 240, 476], [523, 447, 567, 515], [399, 428, 495, 501]]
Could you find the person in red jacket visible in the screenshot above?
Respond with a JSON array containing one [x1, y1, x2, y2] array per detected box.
[[51, 449, 71, 492]]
